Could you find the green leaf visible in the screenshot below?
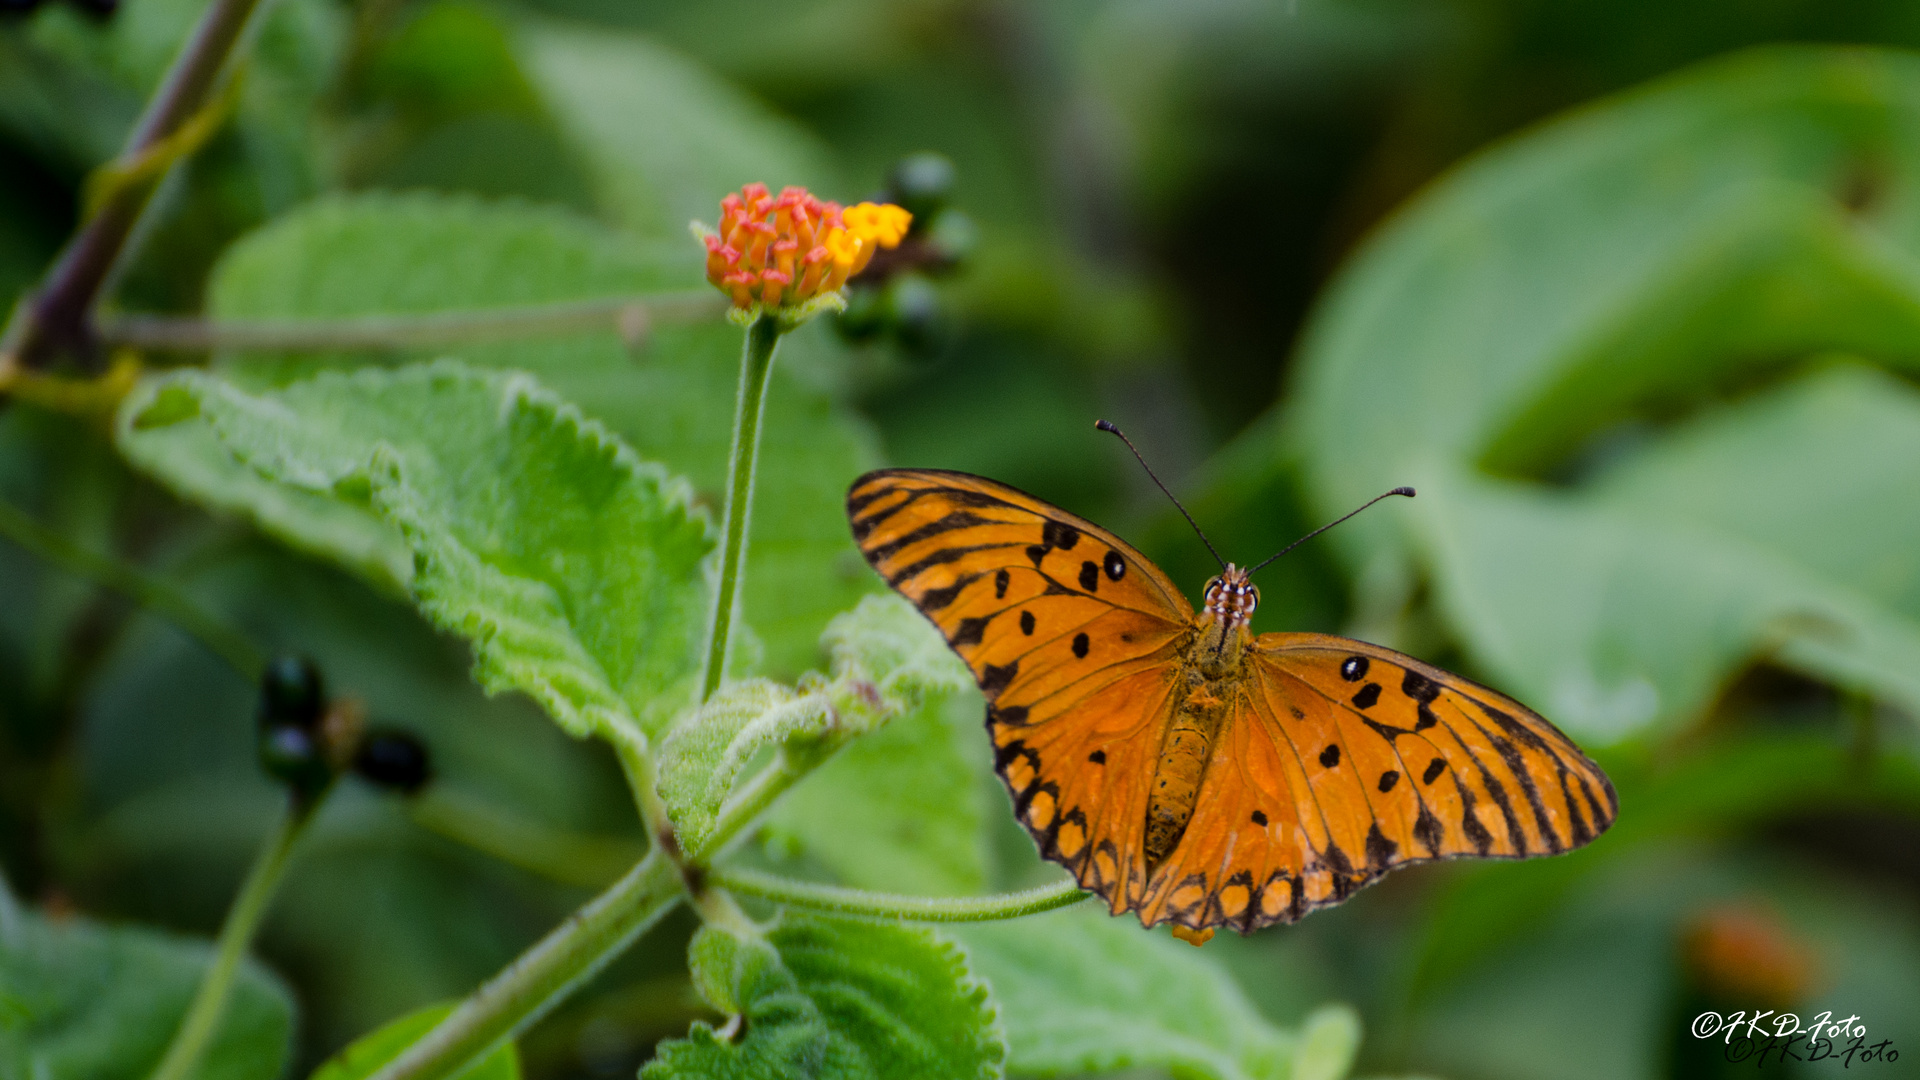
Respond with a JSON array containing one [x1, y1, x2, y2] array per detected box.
[[117, 361, 712, 744], [1288, 46, 1920, 738], [515, 21, 834, 239], [200, 192, 877, 676], [309, 1002, 518, 1080], [657, 595, 971, 854], [119, 385, 414, 594], [0, 906, 293, 1080], [648, 915, 1003, 1080], [955, 907, 1360, 1080], [764, 690, 989, 896]]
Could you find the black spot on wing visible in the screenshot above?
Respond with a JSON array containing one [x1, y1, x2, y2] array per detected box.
[[1104, 550, 1126, 581], [1413, 806, 1444, 855], [1079, 561, 1100, 591], [1422, 758, 1446, 785], [1322, 842, 1353, 876], [1402, 669, 1443, 729], [1377, 770, 1399, 793], [1042, 519, 1080, 550], [1319, 744, 1340, 768], [1088, 749, 1106, 764], [988, 704, 1028, 727], [950, 616, 990, 648], [1340, 656, 1369, 682], [994, 568, 1010, 598], [981, 660, 1020, 697], [1020, 610, 1035, 635], [1250, 809, 1268, 826], [1351, 683, 1381, 709], [1025, 544, 1047, 566], [916, 573, 981, 613], [1365, 823, 1398, 869], [1072, 633, 1090, 659]]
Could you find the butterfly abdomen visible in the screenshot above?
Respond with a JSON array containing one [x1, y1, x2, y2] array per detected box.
[[1145, 673, 1233, 867]]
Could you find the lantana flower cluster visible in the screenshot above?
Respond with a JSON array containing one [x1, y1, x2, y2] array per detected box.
[[699, 183, 911, 324]]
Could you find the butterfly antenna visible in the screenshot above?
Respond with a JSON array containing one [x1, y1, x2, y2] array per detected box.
[[1247, 487, 1415, 575], [1094, 420, 1227, 571]]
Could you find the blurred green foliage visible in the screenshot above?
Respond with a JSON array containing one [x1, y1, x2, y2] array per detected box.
[[4, 1, 1920, 1079]]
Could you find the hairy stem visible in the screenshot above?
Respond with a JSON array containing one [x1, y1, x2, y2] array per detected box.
[[0, 497, 263, 679], [364, 851, 685, 1080], [701, 315, 783, 701], [94, 292, 722, 353], [148, 797, 311, 1080], [711, 868, 1088, 922], [3, 0, 266, 370]]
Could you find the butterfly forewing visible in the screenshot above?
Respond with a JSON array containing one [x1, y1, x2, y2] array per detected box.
[[847, 469, 1194, 912], [1257, 634, 1617, 866]]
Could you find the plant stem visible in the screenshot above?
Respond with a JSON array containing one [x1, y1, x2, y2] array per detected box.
[[700, 314, 782, 702], [0, 497, 264, 679], [2, 0, 267, 371], [148, 797, 312, 1080], [710, 868, 1088, 922], [93, 292, 723, 354], [365, 851, 685, 1080]]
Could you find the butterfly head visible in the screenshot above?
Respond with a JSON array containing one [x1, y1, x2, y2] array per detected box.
[[1202, 565, 1260, 629]]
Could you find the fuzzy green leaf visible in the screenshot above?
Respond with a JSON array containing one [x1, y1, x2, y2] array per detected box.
[[117, 361, 712, 744], [197, 192, 877, 676], [1289, 46, 1920, 738], [955, 907, 1360, 1080], [309, 1002, 518, 1080], [648, 915, 1003, 1080], [0, 906, 293, 1080], [657, 595, 971, 853]]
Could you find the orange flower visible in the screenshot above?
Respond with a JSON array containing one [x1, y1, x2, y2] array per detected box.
[[699, 184, 911, 324]]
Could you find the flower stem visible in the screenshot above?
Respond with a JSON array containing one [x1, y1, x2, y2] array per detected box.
[[701, 314, 783, 701], [148, 796, 313, 1080], [710, 867, 1088, 922], [364, 850, 684, 1080], [0, 496, 264, 679]]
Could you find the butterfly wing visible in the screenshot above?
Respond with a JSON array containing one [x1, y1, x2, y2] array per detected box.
[[846, 468, 1196, 911], [1137, 633, 1616, 932]]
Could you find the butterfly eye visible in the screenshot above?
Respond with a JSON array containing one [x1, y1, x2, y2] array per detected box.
[[1248, 585, 1260, 609]]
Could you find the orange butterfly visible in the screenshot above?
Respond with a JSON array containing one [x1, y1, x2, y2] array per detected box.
[[846, 435, 1615, 943]]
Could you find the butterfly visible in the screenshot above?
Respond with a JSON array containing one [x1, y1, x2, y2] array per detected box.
[[846, 449, 1616, 944]]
